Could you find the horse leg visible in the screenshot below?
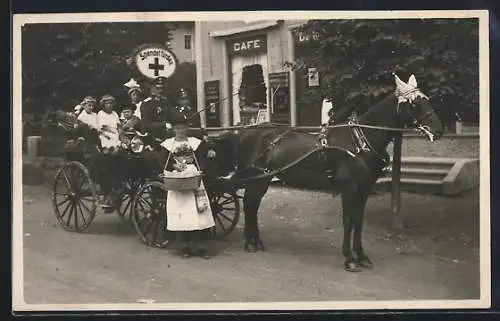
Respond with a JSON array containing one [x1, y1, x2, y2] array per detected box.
[[340, 183, 363, 272], [352, 191, 373, 268], [243, 180, 270, 252]]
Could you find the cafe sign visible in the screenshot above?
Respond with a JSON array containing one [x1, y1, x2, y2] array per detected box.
[[228, 35, 267, 57], [132, 44, 178, 79]]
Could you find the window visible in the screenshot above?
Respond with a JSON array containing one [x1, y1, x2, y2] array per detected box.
[[184, 34, 192, 50]]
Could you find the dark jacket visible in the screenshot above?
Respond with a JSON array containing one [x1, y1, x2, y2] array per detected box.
[[140, 95, 174, 137]]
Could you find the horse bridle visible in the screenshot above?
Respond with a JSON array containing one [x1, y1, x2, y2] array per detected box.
[[328, 87, 435, 166], [395, 87, 436, 142]]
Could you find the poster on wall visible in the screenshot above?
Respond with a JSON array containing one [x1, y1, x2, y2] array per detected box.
[[256, 109, 268, 124], [308, 68, 320, 87], [204, 80, 221, 127]]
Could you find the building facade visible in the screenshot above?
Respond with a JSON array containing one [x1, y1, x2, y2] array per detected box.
[[194, 20, 324, 128], [168, 22, 195, 64]]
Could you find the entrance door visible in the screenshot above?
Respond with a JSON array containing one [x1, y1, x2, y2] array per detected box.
[[230, 53, 269, 125]]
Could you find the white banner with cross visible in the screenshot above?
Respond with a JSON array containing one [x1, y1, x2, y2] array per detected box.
[[132, 44, 178, 79]]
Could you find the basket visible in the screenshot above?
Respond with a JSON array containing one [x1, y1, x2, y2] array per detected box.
[[162, 170, 203, 191]]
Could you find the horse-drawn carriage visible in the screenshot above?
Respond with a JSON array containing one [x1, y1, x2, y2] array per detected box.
[[49, 73, 445, 272], [50, 112, 241, 248]]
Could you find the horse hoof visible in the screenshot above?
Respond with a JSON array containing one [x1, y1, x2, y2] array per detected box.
[[344, 261, 362, 273], [244, 244, 257, 253], [358, 259, 373, 269]]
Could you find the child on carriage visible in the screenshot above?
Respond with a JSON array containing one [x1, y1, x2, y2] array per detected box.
[[77, 96, 98, 129], [160, 104, 217, 259], [120, 102, 142, 131], [97, 94, 121, 151], [118, 102, 143, 147], [95, 95, 123, 208]]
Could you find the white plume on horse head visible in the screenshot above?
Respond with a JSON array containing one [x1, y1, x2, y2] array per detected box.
[[393, 73, 414, 93], [407, 74, 418, 88]]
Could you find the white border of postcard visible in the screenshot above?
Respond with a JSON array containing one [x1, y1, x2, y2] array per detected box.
[[12, 10, 490, 311]]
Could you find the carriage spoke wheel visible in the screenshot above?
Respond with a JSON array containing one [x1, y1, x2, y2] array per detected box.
[[52, 161, 97, 232], [132, 181, 175, 248], [116, 178, 144, 221], [209, 190, 241, 238]]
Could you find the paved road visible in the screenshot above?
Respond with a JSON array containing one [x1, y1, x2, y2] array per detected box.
[[19, 184, 480, 306]]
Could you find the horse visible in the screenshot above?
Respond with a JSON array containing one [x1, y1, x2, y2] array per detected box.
[[214, 74, 444, 272]]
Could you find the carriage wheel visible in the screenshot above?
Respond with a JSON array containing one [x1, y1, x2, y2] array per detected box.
[[209, 189, 241, 238], [132, 181, 175, 248], [52, 161, 97, 232], [116, 178, 144, 221]]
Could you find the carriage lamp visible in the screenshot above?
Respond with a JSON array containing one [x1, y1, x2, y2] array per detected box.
[[130, 136, 145, 153]]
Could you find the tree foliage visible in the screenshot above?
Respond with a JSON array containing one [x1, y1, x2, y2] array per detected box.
[[292, 18, 479, 125], [21, 22, 175, 115]]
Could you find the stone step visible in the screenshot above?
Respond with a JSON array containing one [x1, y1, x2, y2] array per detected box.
[[375, 177, 443, 195], [382, 168, 450, 181]]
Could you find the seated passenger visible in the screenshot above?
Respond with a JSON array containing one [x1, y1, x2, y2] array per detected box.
[[118, 103, 142, 146], [97, 95, 121, 151], [120, 103, 142, 132], [77, 96, 98, 129]]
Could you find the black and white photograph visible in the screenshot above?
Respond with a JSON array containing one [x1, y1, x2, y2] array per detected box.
[[12, 10, 490, 311]]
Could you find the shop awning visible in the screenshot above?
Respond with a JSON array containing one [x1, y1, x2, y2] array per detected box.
[[209, 20, 280, 37]]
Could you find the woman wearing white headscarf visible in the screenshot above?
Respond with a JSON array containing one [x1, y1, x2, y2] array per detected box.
[[123, 78, 144, 120]]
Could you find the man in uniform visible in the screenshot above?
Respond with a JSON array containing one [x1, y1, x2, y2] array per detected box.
[[139, 76, 175, 138]]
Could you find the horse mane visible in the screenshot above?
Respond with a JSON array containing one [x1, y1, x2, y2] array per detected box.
[[357, 91, 397, 123]]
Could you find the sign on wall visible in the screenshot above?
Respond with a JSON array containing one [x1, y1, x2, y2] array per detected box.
[[132, 44, 178, 79], [256, 109, 268, 124], [227, 34, 267, 57], [308, 68, 320, 87], [269, 72, 289, 87], [204, 80, 221, 126], [294, 30, 321, 45]]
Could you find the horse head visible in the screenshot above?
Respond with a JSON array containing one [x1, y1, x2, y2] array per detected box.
[[393, 74, 444, 141]]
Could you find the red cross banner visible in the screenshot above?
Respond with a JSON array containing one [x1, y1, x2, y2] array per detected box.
[[132, 44, 178, 79]]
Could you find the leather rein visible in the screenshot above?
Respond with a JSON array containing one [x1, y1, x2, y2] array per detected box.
[[216, 89, 435, 186]]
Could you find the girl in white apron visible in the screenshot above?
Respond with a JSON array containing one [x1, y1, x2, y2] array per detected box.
[[97, 95, 121, 150], [160, 105, 216, 258]]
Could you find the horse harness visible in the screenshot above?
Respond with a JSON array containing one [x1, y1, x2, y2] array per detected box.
[[247, 128, 296, 174], [244, 124, 359, 177], [346, 113, 391, 168]]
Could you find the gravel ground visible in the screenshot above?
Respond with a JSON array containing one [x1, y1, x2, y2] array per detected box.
[[18, 183, 482, 307]]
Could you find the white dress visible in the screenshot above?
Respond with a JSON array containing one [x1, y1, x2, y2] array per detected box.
[[160, 137, 215, 232], [77, 111, 98, 129], [97, 110, 121, 148]]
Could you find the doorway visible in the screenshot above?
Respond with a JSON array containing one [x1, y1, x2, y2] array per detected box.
[[230, 53, 269, 125]]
